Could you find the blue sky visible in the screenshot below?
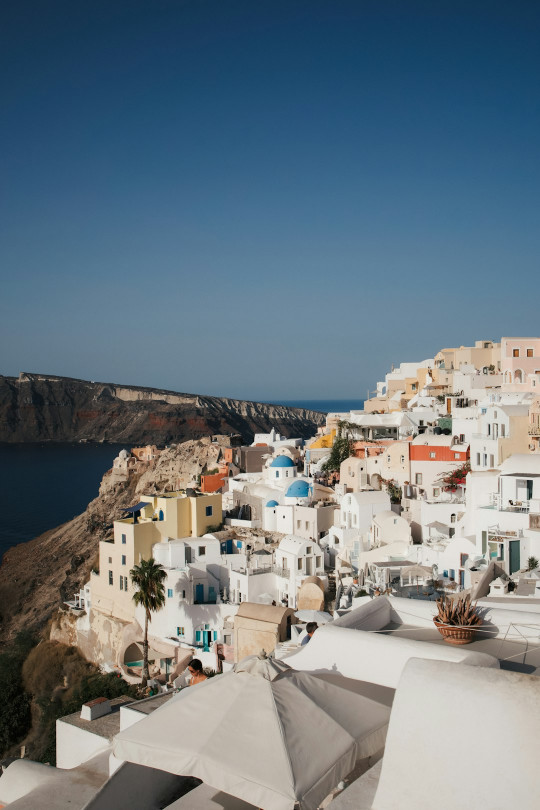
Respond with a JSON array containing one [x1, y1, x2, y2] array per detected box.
[[1, 1, 539, 401]]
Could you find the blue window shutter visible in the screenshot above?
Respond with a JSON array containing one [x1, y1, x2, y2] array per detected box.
[[196, 631, 201, 642], [213, 631, 217, 640]]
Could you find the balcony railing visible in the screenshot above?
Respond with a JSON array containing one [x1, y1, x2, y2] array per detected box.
[[486, 493, 530, 512], [231, 564, 290, 578], [488, 525, 524, 539], [528, 425, 540, 436]]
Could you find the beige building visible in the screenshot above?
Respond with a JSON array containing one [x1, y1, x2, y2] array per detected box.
[[434, 340, 501, 373], [233, 603, 296, 661], [91, 491, 222, 623]]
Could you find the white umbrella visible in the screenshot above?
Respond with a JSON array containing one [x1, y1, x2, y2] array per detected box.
[[294, 609, 333, 624], [113, 654, 389, 810]]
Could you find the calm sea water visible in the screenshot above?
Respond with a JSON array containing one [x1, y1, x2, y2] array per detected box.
[[0, 443, 126, 561], [275, 399, 364, 413]]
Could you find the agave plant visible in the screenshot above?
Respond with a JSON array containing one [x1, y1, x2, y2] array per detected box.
[[435, 594, 481, 627]]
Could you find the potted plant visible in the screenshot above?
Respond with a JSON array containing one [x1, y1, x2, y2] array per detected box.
[[433, 594, 482, 645]]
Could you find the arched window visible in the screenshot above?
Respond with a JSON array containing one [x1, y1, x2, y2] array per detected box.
[[159, 509, 164, 521]]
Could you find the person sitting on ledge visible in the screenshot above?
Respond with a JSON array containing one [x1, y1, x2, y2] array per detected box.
[[187, 658, 208, 685], [301, 622, 318, 645]]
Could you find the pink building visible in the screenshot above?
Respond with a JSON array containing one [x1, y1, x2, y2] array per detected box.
[[501, 337, 540, 387]]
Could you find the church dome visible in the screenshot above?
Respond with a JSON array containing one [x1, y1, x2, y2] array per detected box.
[[266, 500, 279, 507], [285, 480, 310, 498], [270, 455, 295, 468]]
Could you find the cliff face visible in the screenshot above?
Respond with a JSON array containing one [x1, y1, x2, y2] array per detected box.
[[0, 437, 236, 645], [0, 373, 325, 444]]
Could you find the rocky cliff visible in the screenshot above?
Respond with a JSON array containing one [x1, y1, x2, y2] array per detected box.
[[0, 373, 325, 444], [0, 437, 237, 645]]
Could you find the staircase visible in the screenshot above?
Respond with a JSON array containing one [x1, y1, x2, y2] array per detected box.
[[325, 570, 337, 611]]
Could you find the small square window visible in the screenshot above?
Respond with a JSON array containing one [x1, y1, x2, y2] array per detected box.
[[454, 453, 461, 459], [527, 348, 533, 357], [429, 452, 436, 459], [513, 348, 520, 357], [177, 626, 184, 636], [198, 546, 206, 556], [168, 589, 173, 598], [205, 505, 213, 517]]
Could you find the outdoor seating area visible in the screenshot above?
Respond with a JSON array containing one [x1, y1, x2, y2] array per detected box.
[[322, 595, 540, 675]]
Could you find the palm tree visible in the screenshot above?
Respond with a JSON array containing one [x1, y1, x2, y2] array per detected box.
[[130, 557, 167, 687]]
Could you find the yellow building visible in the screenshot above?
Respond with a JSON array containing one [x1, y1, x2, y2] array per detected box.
[[307, 429, 336, 450], [90, 492, 222, 623]]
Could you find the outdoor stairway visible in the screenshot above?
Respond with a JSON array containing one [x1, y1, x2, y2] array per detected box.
[[326, 570, 337, 611]]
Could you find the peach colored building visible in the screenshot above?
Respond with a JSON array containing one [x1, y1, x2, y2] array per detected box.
[[131, 445, 160, 462], [501, 337, 540, 390]]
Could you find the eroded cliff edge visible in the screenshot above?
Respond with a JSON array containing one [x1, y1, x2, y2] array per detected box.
[[0, 373, 325, 444]]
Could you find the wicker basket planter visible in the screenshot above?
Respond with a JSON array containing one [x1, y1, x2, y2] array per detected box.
[[433, 617, 482, 645]]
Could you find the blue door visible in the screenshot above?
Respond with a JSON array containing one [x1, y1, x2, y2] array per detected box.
[[203, 631, 212, 652], [195, 584, 204, 603], [209, 586, 216, 603]]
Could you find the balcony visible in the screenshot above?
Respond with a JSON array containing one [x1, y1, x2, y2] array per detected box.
[[484, 494, 530, 512], [528, 424, 540, 436], [488, 525, 524, 539]]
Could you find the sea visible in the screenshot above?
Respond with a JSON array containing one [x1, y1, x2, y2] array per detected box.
[[0, 443, 125, 561], [0, 399, 362, 561]]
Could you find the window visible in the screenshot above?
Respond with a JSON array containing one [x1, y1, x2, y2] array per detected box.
[[412, 384, 417, 391], [316, 556, 322, 567], [205, 505, 213, 517], [459, 434, 465, 443], [419, 419, 424, 426], [124, 576, 128, 590], [275, 471, 279, 478], [121, 555, 126, 565], [483, 454, 488, 467], [450, 513, 456, 523], [198, 546, 206, 556], [433, 488, 440, 497], [108, 557, 112, 564], [476, 453, 481, 466], [527, 348, 533, 357], [415, 473, 422, 485], [500, 424, 505, 437], [387, 455, 391, 463], [400, 455, 405, 464], [177, 627, 184, 636], [430, 452, 436, 459], [306, 546, 312, 553], [182, 590, 186, 598], [167, 589, 173, 598], [121, 533, 126, 544], [297, 558, 302, 570], [108, 571, 113, 586], [120, 578, 123, 591], [513, 348, 520, 357], [454, 453, 461, 459], [489, 454, 494, 467], [296, 519, 301, 529]]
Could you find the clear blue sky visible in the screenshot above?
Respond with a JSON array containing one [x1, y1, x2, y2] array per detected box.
[[1, 1, 539, 401]]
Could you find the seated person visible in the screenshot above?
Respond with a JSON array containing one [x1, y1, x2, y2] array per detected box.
[[301, 622, 318, 645], [187, 658, 208, 685]]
